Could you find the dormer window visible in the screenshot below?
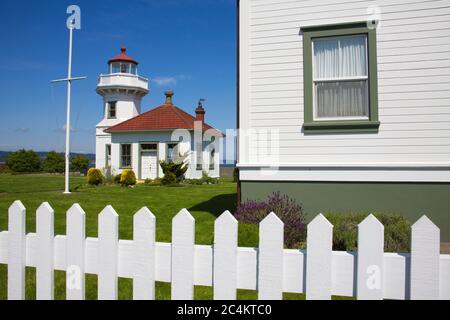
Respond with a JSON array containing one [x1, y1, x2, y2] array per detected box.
[[107, 101, 117, 119]]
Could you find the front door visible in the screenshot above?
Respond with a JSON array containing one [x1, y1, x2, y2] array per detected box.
[[141, 151, 158, 179]]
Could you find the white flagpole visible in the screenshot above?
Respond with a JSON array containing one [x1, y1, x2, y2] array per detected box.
[[64, 26, 74, 194], [51, 6, 86, 194]]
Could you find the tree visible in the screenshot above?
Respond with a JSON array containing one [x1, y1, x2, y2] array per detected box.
[[43, 151, 65, 173], [5, 149, 41, 173], [71, 155, 90, 174]]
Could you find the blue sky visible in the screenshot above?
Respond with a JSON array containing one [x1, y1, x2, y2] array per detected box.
[[0, 0, 236, 153]]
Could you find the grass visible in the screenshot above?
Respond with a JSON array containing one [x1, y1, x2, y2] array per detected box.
[[0, 173, 263, 300], [0, 174, 354, 300]]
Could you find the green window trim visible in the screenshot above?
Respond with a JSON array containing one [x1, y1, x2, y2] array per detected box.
[[302, 22, 379, 134]]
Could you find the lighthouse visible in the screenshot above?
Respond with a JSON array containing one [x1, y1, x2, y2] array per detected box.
[[95, 47, 149, 169]]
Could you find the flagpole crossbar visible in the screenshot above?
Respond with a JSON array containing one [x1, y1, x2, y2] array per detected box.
[[51, 76, 87, 83]]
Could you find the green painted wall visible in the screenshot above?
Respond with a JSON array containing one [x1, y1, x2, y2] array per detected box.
[[241, 181, 450, 241]]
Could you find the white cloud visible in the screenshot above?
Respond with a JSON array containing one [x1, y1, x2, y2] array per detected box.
[[151, 74, 192, 87], [151, 76, 178, 86]]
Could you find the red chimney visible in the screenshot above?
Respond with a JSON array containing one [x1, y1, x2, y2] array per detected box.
[[195, 99, 206, 122]]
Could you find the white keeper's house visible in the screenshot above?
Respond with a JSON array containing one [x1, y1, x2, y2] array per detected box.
[[95, 47, 223, 180]]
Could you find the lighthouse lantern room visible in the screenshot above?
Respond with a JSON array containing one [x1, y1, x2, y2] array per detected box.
[[95, 47, 149, 169]]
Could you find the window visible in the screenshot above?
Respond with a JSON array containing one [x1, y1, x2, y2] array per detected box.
[[106, 144, 111, 166], [120, 63, 127, 73], [107, 102, 117, 119], [130, 64, 137, 75], [209, 149, 215, 170], [111, 62, 120, 73], [196, 143, 203, 170], [120, 144, 132, 168], [167, 143, 179, 162], [141, 143, 157, 151], [302, 22, 379, 133], [313, 35, 368, 119]]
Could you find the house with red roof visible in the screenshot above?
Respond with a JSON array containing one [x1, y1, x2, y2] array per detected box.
[[95, 48, 223, 180]]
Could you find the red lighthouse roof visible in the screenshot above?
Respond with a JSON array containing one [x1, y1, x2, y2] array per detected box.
[[108, 47, 139, 65]]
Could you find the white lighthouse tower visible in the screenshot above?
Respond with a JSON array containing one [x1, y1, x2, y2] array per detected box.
[[95, 47, 149, 170]]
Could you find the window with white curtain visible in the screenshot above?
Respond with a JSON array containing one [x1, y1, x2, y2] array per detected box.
[[312, 35, 369, 120]]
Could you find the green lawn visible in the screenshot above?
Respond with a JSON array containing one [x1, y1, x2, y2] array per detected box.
[[0, 174, 356, 300], [0, 174, 276, 300]]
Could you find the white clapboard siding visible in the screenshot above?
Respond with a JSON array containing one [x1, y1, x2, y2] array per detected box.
[[258, 212, 284, 300], [171, 209, 195, 300], [7, 200, 26, 300], [410, 215, 440, 300], [357, 215, 384, 300], [306, 214, 333, 300], [213, 211, 238, 300], [98, 206, 119, 300], [2, 202, 450, 300], [239, 0, 450, 171], [36, 202, 54, 300], [66, 203, 86, 300], [133, 207, 156, 300]]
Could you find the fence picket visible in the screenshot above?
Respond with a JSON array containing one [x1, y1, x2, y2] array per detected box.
[[133, 207, 156, 300], [98, 206, 119, 300], [66, 204, 86, 300], [7, 200, 26, 300], [2, 200, 450, 301], [213, 211, 238, 300], [258, 212, 284, 300], [171, 209, 195, 300], [357, 214, 384, 300], [36, 202, 54, 300], [306, 214, 333, 300], [411, 215, 440, 300]]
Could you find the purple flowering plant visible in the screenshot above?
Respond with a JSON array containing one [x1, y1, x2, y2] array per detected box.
[[235, 191, 307, 248]]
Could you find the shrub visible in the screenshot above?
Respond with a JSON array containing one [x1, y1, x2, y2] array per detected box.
[[159, 153, 189, 184], [6, 149, 41, 173], [325, 213, 411, 252], [235, 192, 307, 248], [201, 170, 219, 185], [0, 163, 10, 174], [120, 169, 137, 186], [144, 178, 162, 186], [182, 172, 219, 186], [161, 172, 177, 185], [233, 167, 239, 183], [114, 174, 122, 184], [43, 151, 65, 173], [183, 179, 204, 185], [87, 168, 104, 186], [71, 155, 90, 175], [102, 166, 117, 184]]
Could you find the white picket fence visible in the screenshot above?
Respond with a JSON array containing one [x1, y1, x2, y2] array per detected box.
[[0, 200, 449, 300]]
